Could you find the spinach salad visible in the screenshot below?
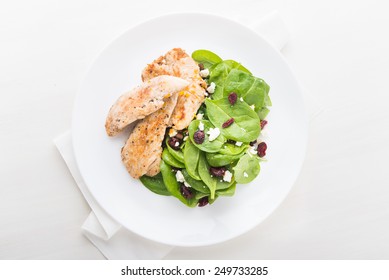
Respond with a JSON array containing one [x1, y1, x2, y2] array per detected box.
[[140, 50, 271, 207]]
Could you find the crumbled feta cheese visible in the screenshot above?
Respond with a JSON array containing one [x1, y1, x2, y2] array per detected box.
[[175, 170, 185, 183], [174, 141, 180, 147], [183, 136, 188, 141], [199, 68, 209, 78], [250, 105, 255, 110], [240, 97, 244, 102], [196, 113, 204, 120], [198, 121, 204, 131], [176, 170, 191, 188], [243, 172, 249, 178], [207, 127, 220, 141], [223, 170, 233, 182], [207, 82, 216, 93], [168, 128, 177, 137], [235, 141, 243, 146], [249, 146, 257, 154], [204, 91, 209, 97]]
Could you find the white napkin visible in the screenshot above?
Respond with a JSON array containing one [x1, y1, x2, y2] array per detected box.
[[54, 11, 290, 260]]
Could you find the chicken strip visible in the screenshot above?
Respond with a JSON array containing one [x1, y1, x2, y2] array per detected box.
[[142, 48, 207, 130], [145, 156, 161, 177], [121, 93, 178, 179], [105, 75, 188, 136]]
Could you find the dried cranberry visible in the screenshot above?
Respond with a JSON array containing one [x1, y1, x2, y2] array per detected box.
[[249, 140, 257, 146], [198, 63, 205, 70], [222, 118, 234, 128], [260, 120, 268, 129], [193, 130, 205, 144], [198, 197, 209, 207], [168, 137, 181, 150], [209, 166, 226, 177], [175, 132, 184, 140], [180, 184, 194, 199], [228, 92, 237, 105], [257, 142, 267, 157]]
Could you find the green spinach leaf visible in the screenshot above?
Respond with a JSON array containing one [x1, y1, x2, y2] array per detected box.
[[206, 151, 244, 167], [222, 69, 270, 110], [166, 138, 185, 163], [192, 49, 222, 69], [181, 169, 209, 194], [233, 153, 261, 184], [183, 139, 201, 180], [216, 182, 236, 197], [162, 149, 185, 168], [188, 120, 226, 153], [198, 153, 217, 199], [219, 142, 248, 155], [139, 173, 171, 196], [257, 107, 270, 120], [208, 62, 231, 99], [223, 60, 251, 74], [205, 98, 260, 142], [160, 160, 197, 207]]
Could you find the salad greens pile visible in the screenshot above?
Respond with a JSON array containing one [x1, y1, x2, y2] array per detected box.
[[139, 50, 271, 207]]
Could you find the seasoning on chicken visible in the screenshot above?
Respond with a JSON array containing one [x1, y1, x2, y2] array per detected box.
[[142, 48, 207, 130], [105, 75, 188, 136], [121, 93, 178, 179]]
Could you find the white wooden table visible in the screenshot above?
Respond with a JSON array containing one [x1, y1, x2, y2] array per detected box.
[[1, 0, 389, 259]]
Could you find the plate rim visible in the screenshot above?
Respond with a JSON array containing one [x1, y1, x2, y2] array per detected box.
[[72, 12, 309, 247]]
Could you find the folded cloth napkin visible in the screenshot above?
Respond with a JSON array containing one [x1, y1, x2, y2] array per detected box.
[[54, 11, 292, 259]]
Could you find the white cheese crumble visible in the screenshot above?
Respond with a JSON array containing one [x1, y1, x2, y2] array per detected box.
[[207, 82, 216, 93], [207, 127, 220, 141], [183, 136, 188, 141], [175, 170, 185, 183], [240, 97, 244, 102], [198, 121, 204, 131], [204, 91, 209, 97], [223, 170, 233, 182], [174, 141, 180, 147], [168, 129, 177, 137], [175, 170, 191, 188], [183, 181, 191, 188], [235, 141, 243, 146], [250, 105, 255, 110], [199, 68, 209, 78], [249, 146, 257, 155], [243, 172, 249, 178], [196, 113, 204, 120]]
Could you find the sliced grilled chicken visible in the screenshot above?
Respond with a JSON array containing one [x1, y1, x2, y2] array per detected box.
[[121, 93, 178, 179], [105, 75, 188, 136], [142, 48, 206, 130], [145, 156, 161, 177]]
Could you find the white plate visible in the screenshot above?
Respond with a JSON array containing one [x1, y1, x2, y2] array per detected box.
[[72, 13, 308, 247]]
